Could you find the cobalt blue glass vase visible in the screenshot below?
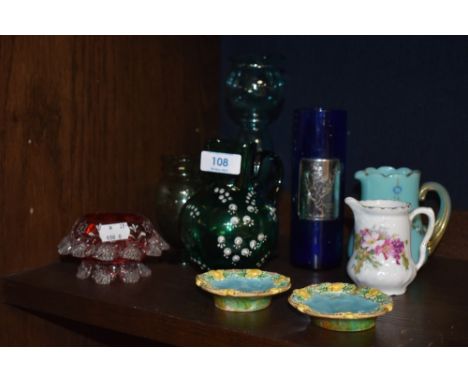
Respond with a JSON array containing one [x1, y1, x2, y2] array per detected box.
[[290, 108, 347, 269]]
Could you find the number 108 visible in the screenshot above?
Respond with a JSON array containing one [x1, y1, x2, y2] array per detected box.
[[212, 157, 229, 167]]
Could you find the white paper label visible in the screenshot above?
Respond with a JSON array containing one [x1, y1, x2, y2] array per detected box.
[[98, 222, 130, 242], [200, 150, 242, 175]]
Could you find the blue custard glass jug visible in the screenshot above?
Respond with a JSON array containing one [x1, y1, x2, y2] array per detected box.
[[348, 166, 451, 263]]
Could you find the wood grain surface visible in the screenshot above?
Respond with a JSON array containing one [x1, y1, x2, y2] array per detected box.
[[3, 245, 468, 346], [0, 36, 219, 345]]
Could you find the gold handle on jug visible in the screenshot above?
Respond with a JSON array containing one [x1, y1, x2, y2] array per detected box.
[[419, 182, 451, 254]]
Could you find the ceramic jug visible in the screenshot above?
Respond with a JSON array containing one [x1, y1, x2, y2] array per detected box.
[[179, 139, 283, 270], [348, 167, 450, 263], [346, 197, 435, 296]]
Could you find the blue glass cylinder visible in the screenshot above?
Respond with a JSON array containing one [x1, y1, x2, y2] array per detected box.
[[290, 107, 347, 269]]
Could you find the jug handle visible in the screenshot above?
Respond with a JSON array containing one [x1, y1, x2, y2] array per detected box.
[[409, 207, 435, 270], [253, 150, 283, 204], [419, 182, 451, 254]]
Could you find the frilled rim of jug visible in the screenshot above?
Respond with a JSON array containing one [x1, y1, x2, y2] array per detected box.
[[360, 199, 411, 211], [355, 166, 420, 179], [345, 197, 412, 216]]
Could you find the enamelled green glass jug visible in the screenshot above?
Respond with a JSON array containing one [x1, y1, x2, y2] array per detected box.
[[179, 139, 283, 270]]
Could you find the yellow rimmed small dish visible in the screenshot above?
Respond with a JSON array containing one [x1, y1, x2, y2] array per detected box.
[[288, 282, 393, 331], [196, 269, 291, 312]]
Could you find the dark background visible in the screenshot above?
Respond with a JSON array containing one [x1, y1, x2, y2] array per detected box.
[[220, 36, 468, 209]]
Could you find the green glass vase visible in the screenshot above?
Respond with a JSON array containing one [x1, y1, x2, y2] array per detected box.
[[154, 155, 201, 249], [179, 139, 283, 270]]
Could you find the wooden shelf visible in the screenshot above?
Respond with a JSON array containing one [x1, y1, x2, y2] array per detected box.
[[2, 242, 468, 346]]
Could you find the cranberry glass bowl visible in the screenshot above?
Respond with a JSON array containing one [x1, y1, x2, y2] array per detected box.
[[58, 213, 169, 284]]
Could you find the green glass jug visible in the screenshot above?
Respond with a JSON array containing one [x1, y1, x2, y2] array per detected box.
[[179, 139, 283, 270]]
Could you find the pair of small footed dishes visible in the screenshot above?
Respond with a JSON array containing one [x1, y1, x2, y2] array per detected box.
[[196, 269, 393, 332]]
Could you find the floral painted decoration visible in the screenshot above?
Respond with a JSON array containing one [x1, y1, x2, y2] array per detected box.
[[353, 227, 409, 273]]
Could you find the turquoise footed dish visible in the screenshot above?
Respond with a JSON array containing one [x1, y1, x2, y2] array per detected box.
[[196, 269, 291, 312], [288, 283, 393, 332]]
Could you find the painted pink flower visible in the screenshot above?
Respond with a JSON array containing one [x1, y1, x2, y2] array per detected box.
[[361, 230, 385, 252], [373, 238, 405, 264], [374, 239, 393, 259]]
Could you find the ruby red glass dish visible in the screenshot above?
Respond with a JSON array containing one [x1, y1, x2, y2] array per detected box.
[[58, 213, 169, 284]]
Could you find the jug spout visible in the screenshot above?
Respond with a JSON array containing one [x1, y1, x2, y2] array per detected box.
[[354, 170, 366, 180], [345, 197, 363, 217]]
